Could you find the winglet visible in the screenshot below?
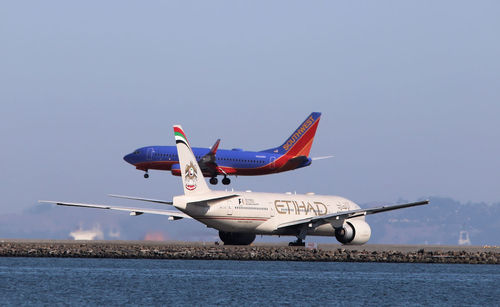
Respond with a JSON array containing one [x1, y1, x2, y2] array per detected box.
[[174, 125, 211, 195], [209, 139, 220, 156]]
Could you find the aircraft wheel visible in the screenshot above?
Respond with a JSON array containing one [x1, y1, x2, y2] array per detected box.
[[209, 177, 218, 185], [222, 177, 230, 185], [288, 239, 305, 247], [144, 173, 149, 179]]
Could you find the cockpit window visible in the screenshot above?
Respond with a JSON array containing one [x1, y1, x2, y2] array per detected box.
[[134, 150, 140, 154]]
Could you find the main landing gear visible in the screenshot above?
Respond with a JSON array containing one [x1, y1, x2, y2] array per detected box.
[[288, 238, 305, 246], [209, 176, 231, 185], [288, 228, 307, 246], [144, 171, 149, 179]]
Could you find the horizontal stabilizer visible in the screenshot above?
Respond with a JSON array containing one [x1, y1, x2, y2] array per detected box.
[[311, 155, 334, 161], [108, 194, 173, 205], [39, 200, 190, 219]]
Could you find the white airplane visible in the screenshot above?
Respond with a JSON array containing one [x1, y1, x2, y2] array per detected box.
[[40, 125, 429, 246]]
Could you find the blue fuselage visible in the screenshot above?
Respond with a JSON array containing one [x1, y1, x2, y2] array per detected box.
[[124, 146, 311, 177]]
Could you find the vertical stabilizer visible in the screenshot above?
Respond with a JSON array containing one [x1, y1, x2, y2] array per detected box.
[[261, 112, 321, 156], [173, 125, 211, 195]]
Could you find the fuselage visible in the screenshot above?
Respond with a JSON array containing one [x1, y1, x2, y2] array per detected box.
[[173, 191, 364, 237], [124, 146, 312, 176], [124, 112, 321, 180]]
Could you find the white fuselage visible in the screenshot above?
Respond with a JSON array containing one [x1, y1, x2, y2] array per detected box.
[[173, 191, 365, 237]]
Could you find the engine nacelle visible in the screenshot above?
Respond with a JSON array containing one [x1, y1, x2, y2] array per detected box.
[[218, 231, 256, 245], [334, 220, 371, 245]]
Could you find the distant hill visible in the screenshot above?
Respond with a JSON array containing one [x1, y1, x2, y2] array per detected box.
[[367, 197, 499, 245], [1, 197, 498, 245]]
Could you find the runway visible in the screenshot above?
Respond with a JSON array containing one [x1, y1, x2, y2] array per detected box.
[[1, 239, 498, 264]]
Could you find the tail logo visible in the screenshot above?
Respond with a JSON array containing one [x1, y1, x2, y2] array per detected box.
[[282, 114, 315, 151], [184, 161, 198, 191]]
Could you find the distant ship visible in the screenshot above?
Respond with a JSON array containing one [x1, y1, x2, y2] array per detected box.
[[69, 226, 104, 240]]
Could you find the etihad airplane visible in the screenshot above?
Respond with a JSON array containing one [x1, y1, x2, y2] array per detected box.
[[123, 112, 330, 185], [40, 125, 429, 246]]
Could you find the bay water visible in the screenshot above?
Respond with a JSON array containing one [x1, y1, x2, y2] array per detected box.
[[0, 258, 498, 306]]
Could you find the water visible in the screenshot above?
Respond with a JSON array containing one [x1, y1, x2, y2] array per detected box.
[[0, 258, 498, 306]]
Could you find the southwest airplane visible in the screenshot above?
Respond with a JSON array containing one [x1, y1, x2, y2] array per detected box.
[[40, 125, 429, 246], [123, 112, 329, 185]]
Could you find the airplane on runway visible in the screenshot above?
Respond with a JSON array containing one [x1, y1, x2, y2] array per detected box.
[[40, 125, 429, 246], [123, 112, 331, 185]]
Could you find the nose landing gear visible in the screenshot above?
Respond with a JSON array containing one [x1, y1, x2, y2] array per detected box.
[[144, 171, 149, 179]]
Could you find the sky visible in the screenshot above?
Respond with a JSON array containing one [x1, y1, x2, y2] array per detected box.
[[1, 1, 500, 217]]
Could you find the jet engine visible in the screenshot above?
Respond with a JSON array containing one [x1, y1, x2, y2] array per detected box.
[[334, 220, 371, 245], [218, 231, 256, 245]]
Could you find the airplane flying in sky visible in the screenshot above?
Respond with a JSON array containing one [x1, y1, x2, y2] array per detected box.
[[41, 125, 429, 246], [123, 112, 330, 185]]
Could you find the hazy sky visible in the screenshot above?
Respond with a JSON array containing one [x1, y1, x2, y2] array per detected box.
[[1, 1, 499, 215]]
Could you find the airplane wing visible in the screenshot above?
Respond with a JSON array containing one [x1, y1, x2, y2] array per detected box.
[[108, 194, 173, 205], [198, 139, 221, 176], [277, 200, 429, 229], [38, 200, 191, 219]]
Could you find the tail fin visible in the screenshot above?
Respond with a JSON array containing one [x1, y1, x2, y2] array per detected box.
[[174, 125, 211, 195], [261, 112, 321, 157]]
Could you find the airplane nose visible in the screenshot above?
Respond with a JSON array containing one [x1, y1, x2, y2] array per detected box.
[[123, 153, 134, 164]]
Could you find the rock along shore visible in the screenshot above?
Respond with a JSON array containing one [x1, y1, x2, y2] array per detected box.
[[0, 240, 498, 264]]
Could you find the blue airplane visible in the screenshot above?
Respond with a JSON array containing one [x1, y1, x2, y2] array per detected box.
[[123, 112, 328, 185]]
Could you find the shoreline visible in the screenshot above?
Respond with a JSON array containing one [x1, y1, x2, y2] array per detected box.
[[0, 240, 498, 264]]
